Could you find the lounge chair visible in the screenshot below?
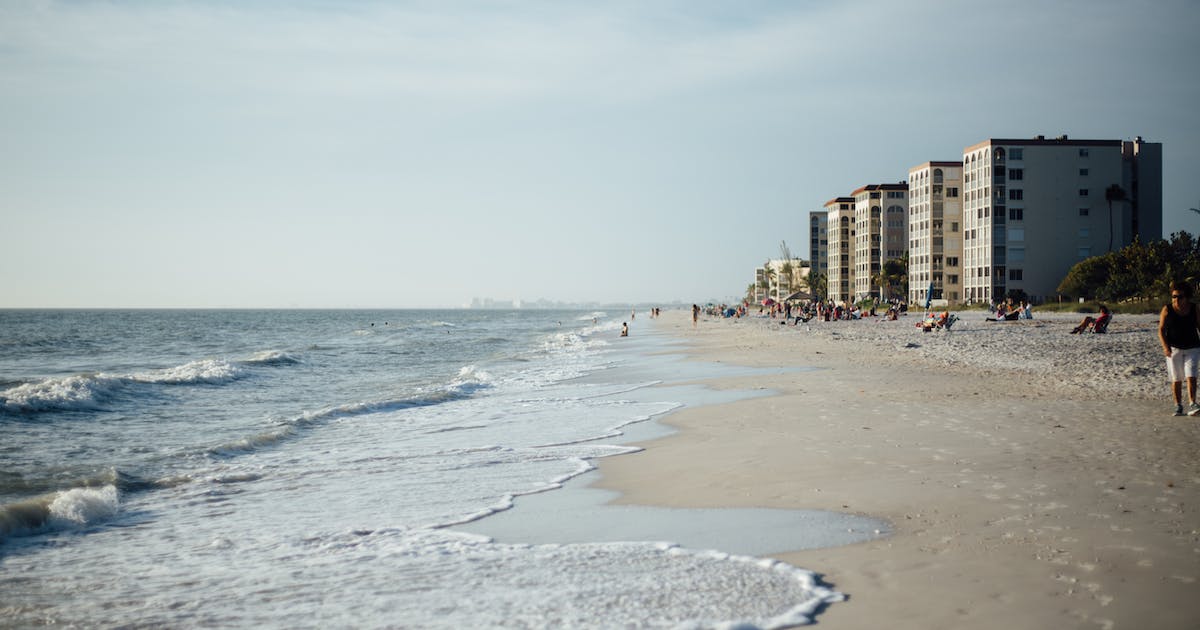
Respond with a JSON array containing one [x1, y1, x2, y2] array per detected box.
[[1070, 312, 1112, 334]]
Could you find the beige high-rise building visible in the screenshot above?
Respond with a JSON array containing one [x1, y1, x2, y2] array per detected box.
[[852, 183, 908, 301], [961, 135, 1162, 304], [823, 197, 856, 304], [908, 162, 964, 305]]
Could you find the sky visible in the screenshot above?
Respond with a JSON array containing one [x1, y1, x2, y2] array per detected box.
[[2, 0, 1199, 308]]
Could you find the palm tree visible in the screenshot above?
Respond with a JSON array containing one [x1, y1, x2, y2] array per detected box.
[[808, 272, 828, 302], [757, 262, 775, 303], [1105, 184, 1127, 253]]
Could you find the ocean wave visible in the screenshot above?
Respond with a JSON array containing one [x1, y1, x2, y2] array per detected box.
[[207, 367, 494, 458], [131, 359, 242, 385], [449, 365, 492, 393], [0, 484, 120, 541], [0, 373, 126, 413], [242, 350, 302, 366], [1, 358, 249, 414], [207, 426, 297, 457]]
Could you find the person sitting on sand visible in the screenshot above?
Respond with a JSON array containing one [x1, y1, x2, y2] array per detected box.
[[620, 322, 628, 337], [986, 304, 1020, 322], [1070, 305, 1111, 334]]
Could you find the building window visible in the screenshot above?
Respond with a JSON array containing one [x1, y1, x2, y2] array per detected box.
[[1079, 228, 1090, 238], [1079, 189, 1089, 197], [1078, 247, 1091, 258], [1009, 269, 1023, 281], [1009, 208, 1024, 220], [948, 275, 958, 284], [1010, 247, 1025, 262], [1079, 168, 1089, 176], [951, 222, 959, 232], [1079, 148, 1089, 157], [1008, 168, 1023, 180], [1079, 208, 1090, 216], [946, 257, 959, 267], [1010, 148, 1023, 160], [1009, 189, 1024, 200], [947, 187, 959, 198], [1009, 228, 1025, 242]]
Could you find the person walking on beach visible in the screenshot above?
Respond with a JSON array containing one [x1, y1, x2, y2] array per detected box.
[[692, 304, 700, 327], [1159, 281, 1200, 416]]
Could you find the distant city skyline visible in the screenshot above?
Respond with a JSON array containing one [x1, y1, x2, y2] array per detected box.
[[3, 1, 1198, 308]]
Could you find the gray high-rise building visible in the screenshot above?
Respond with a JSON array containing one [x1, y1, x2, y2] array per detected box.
[[960, 135, 1162, 303]]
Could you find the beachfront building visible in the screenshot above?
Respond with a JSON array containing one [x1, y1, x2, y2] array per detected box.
[[908, 162, 964, 306], [824, 197, 856, 304], [808, 210, 828, 281], [852, 183, 908, 302], [961, 135, 1162, 304]]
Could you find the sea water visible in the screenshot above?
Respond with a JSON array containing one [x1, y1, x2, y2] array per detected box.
[[0, 309, 875, 628]]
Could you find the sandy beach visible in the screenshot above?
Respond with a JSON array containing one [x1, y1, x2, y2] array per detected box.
[[594, 309, 1200, 629]]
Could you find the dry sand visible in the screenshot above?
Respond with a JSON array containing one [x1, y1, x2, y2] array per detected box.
[[594, 309, 1200, 629]]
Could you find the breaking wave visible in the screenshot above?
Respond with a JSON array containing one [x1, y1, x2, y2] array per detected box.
[[1, 351, 300, 415]]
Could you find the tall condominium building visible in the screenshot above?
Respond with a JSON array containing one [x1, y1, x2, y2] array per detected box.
[[824, 197, 856, 304], [852, 183, 908, 301], [908, 162, 964, 305], [808, 210, 828, 280], [961, 135, 1162, 303]]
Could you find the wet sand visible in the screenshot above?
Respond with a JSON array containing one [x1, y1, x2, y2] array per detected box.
[[594, 309, 1200, 629]]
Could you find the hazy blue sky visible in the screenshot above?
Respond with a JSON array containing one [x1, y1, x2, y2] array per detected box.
[[3, 0, 1198, 308]]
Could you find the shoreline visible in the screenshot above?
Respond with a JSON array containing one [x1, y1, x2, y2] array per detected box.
[[591, 309, 1200, 629]]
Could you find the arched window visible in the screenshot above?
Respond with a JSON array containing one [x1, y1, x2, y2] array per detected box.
[[933, 168, 944, 184], [994, 147, 1005, 162]]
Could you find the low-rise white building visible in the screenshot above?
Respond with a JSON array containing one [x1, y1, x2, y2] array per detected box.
[[754, 259, 810, 304]]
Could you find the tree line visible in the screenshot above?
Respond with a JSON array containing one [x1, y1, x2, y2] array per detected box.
[[1057, 231, 1200, 305]]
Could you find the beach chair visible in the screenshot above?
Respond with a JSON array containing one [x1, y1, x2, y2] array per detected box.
[[942, 314, 958, 330], [1092, 314, 1111, 334]]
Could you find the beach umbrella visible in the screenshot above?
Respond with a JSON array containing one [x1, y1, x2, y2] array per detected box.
[[761, 298, 776, 306], [924, 282, 934, 309], [784, 290, 813, 302]]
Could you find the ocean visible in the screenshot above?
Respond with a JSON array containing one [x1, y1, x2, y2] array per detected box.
[[0, 309, 872, 628]]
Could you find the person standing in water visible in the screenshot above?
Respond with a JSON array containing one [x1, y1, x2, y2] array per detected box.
[[1159, 281, 1200, 416]]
